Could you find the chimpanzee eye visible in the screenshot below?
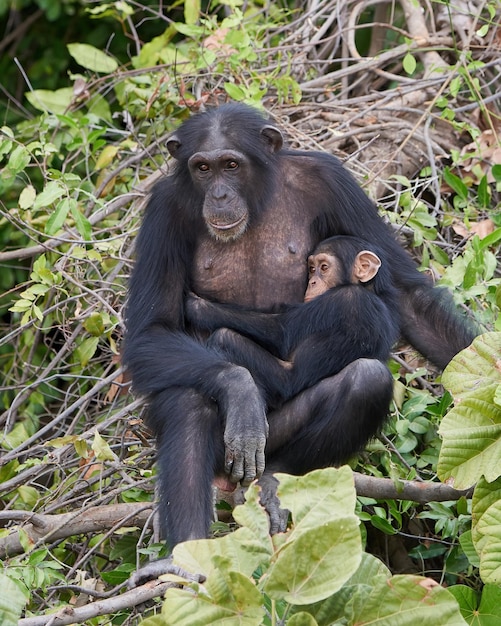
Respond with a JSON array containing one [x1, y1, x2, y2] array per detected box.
[[226, 160, 239, 170], [198, 163, 210, 172], [320, 263, 329, 272]]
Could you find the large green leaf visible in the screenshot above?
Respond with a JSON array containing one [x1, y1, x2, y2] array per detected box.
[[276, 466, 357, 532], [449, 583, 501, 625], [262, 467, 361, 604], [263, 517, 361, 605], [0, 573, 28, 626], [344, 575, 467, 625], [172, 483, 273, 580], [438, 333, 501, 488], [287, 614, 320, 626], [162, 569, 264, 626], [295, 554, 466, 626], [472, 477, 501, 584]]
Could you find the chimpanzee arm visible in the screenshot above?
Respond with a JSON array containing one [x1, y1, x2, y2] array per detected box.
[[399, 286, 478, 369], [208, 328, 291, 408], [123, 181, 268, 487], [307, 151, 477, 367], [186, 293, 287, 357]]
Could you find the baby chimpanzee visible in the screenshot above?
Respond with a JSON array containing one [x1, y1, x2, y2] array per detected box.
[[187, 235, 400, 409]]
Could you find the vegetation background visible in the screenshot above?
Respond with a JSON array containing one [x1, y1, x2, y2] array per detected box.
[[0, 0, 500, 624]]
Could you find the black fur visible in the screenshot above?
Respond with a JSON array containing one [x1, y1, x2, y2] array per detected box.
[[124, 103, 477, 553]]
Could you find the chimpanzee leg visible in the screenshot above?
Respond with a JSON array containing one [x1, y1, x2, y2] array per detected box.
[[208, 328, 290, 408], [267, 358, 393, 467], [260, 358, 393, 532], [147, 386, 225, 546]]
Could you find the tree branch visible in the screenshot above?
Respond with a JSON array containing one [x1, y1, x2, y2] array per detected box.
[[2, 474, 472, 559], [353, 473, 473, 503], [0, 503, 153, 559], [18, 580, 169, 626]]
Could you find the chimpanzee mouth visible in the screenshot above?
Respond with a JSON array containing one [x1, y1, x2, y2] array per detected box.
[[210, 215, 247, 231]]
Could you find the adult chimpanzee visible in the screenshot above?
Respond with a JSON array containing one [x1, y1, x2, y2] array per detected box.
[[124, 103, 476, 583], [186, 235, 400, 410]]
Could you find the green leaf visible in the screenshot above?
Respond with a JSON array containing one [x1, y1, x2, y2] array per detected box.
[[25, 88, 73, 114], [443, 167, 468, 200], [45, 198, 72, 235], [263, 517, 362, 605], [70, 204, 92, 240], [275, 466, 357, 533], [232, 482, 274, 548], [458, 530, 480, 567], [478, 227, 501, 250], [450, 75, 462, 97], [84, 312, 105, 336], [9, 299, 33, 313], [135, 618, 165, 626], [370, 515, 397, 535], [403, 52, 417, 75], [346, 575, 466, 625], [471, 477, 501, 585], [478, 174, 491, 208], [92, 431, 116, 461], [7, 145, 30, 174], [95, 145, 119, 170], [0, 573, 29, 626], [438, 333, 501, 488], [67, 43, 118, 73], [162, 569, 264, 626], [33, 181, 66, 210], [19, 184, 36, 209], [18, 485, 39, 507], [476, 24, 490, 37], [450, 583, 501, 625], [75, 336, 99, 367], [300, 553, 465, 625], [287, 613, 319, 626], [172, 483, 273, 580], [300, 553, 388, 623], [475, 499, 501, 583], [224, 83, 246, 101], [184, 0, 201, 25]]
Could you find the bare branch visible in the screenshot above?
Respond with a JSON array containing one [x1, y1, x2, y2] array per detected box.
[[0, 503, 153, 559], [18, 580, 169, 626]]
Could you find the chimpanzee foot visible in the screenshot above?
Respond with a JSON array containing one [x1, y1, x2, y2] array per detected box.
[[127, 555, 205, 588], [258, 474, 290, 535]]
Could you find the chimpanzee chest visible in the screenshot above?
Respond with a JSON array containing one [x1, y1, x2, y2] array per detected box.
[[192, 217, 314, 310]]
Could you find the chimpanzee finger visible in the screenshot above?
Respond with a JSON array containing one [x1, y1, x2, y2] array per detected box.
[[227, 450, 244, 484], [255, 447, 266, 479]]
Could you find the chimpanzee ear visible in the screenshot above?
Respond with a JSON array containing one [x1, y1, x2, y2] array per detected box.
[[353, 251, 381, 283], [167, 135, 181, 159], [261, 125, 283, 154]]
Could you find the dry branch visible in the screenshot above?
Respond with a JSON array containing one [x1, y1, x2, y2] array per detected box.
[[1, 474, 472, 559], [0, 503, 153, 559], [18, 580, 168, 626]]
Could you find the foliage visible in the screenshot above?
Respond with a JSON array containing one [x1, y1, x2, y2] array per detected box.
[[0, 0, 500, 623], [142, 468, 466, 626]]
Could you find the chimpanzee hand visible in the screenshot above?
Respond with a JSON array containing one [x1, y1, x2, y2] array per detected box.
[[185, 292, 212, 326], [217, 367, 268, 485]]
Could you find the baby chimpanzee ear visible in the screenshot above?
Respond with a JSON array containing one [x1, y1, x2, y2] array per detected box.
[[353, 251, 381, 283]]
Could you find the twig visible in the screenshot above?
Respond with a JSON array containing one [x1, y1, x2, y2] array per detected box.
[[18, 580, 169, 626]]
